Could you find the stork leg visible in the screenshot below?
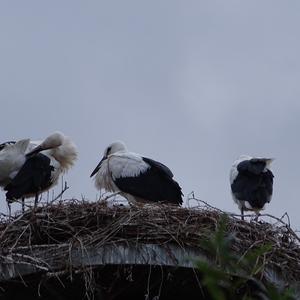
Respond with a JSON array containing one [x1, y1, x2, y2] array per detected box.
[[241, 207, 244, 221], [21, 197, 25, 213], [34, 193, 39, 209], [7, 201, 11, 218]]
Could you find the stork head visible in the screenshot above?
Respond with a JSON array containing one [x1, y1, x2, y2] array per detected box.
[[27, 132, 65, 156], [41, 132, 65, 149], [27, 131, 77, 170], [90, 141, 127, 177], [104, 141, 127, 156]]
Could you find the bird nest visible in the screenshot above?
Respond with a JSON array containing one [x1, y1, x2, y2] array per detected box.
[[0, 197, 299, 284]]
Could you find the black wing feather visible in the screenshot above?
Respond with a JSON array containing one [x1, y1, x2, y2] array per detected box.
[[114, 157, 183, 205], [231, 160, 274, 209], [142, 157, 174, 177], [4, 153, 54, 200], [237, 159, 267, 175]]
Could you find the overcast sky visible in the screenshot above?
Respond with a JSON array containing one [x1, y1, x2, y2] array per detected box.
[[1, 1, 300, 229]]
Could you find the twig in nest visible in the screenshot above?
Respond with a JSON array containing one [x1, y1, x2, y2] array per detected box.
[[50, 181, 69, 203], [280, 212, 291, 227], [187, 194, 224, 213], [101, 192, 121, 202]]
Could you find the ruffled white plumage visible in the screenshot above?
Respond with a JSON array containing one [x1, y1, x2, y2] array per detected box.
[[94, 152, 150, 192]]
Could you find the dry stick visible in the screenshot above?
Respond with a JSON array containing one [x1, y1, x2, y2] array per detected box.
[[50, 182, 69, 204], [9, 224, 30, 252], [190, 196, 299, 240], [0, 212, 30, 240], [101, 192, 121, 202], [257, 213, 300, 244]]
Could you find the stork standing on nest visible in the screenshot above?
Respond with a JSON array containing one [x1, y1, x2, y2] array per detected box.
[[4, 132, 77, 210], [230, 155, 274, 220], [90, 141, 183, 206], [0, 140, 29, 187], [0, 139, 31, 213]]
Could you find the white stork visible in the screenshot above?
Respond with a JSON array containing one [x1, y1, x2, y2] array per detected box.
[[230, 155, 274, 220], [0, 139, 31, 213], [90, 141, 183, 206], [0, 139, 30, 188], [4, 132, 77, 210]]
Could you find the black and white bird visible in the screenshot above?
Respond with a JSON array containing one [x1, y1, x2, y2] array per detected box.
[[90, 141, 183, 206], [4, 132, 77, 209], [230, 155, 274, 220], [0, 139, 33, 213], [0, 139, 30, 188]]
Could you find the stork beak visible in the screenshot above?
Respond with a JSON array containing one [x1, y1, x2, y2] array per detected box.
[[26, 145, 44, 157], [90, 156, 106, 177]]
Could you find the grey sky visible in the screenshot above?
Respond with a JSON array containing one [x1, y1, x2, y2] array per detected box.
[[1, 1, 300, 228]]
